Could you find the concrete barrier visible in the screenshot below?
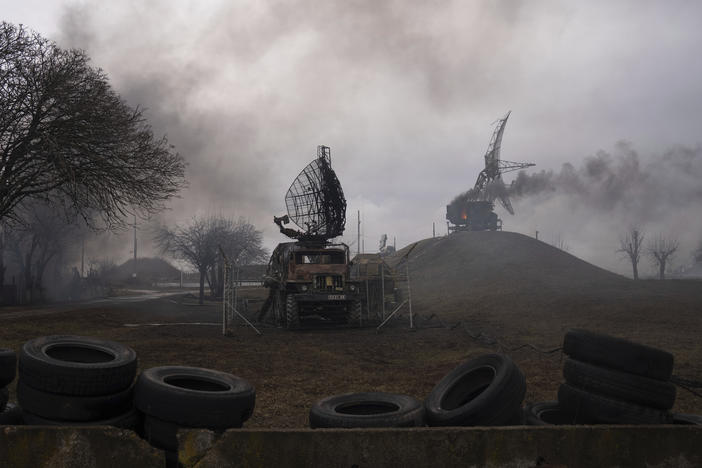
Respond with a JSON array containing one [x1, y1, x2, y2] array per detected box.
[[2, 425, 701, 467], [178, 425, 702, 468], [0, 426, 162, 468]]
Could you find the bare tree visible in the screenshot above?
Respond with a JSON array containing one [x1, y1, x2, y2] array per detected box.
[[155, 215, 267, 304], [617, 227, 645, 280], [647, 234, 679, 280], [2, 202, 81, 302], [0, 22, 186, 228]]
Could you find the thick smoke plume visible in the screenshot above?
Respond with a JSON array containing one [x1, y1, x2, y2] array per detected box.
[[506, 142, 702, 276]]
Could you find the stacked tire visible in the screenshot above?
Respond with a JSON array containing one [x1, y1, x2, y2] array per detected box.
[[0, 348, 22, 425], [309, 392, 425, 428], [555, 329, 675, 425], [135, 366, 255, 458], [17, 335, 140, 429]]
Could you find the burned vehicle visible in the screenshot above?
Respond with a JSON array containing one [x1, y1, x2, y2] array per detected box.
[[260, 146, 361, 328]]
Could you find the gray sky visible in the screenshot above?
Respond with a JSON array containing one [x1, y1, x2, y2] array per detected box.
[[3, 0, 702, 276]]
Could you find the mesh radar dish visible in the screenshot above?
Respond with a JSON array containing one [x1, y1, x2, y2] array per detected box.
[[282, 145, 347, 241], [446, 111, 535, 232]]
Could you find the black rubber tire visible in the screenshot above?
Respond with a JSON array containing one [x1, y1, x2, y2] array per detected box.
[[18, 335, 137, 396], [17, 379, 134, 421], [285, 295, 300, 329], [0, 387, 8, 412], [0, 349, 17, 387], [0, 403, 24, 425], [672, 413, 702, 425], [524, 401, 578, 426], [135, 366, 254, 429], [347, 300, 362, 326], [563, 329, 674, 381], [563, 358, 676, 410], [558, 383, 672, 425], [309, 392, 425, 428], [22, 406, 142, 430], [424, 354, 526, 427], [142, 414, 189, 452]]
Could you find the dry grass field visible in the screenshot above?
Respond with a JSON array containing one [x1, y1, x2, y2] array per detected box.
[[2, 231, 701, 428]]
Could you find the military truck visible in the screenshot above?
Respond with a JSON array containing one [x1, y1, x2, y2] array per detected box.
[[260, 145, 362, 329], [263, 241, 361, 328]]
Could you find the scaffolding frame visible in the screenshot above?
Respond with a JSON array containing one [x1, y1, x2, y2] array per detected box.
[[222, 252, 261, 336]]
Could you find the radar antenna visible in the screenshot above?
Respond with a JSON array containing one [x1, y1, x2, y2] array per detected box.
[[274, 145, 347, 242], [446, 111, 535, 231]]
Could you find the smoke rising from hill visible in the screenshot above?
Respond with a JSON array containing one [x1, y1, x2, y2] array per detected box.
[[21, 0, 702, 277], [506, 142, 702, 275]]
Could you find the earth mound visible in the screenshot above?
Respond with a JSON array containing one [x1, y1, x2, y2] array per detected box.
[[386, 231, 702, 341]]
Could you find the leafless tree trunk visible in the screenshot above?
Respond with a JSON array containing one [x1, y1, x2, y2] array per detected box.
[[648, 235, 679, 280], [618, 227, 645, 280]]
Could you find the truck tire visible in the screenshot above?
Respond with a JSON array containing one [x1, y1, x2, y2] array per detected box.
[[0, 387, 7, 412], [22, 406, 141, 430], [557, 383, 672, 425], [0, 349, 16, 387], [424, 354, 526, 427], [563, 358, 676, 410], [563, 329, 674, 381], [135, 366, 255, 429], [0, 403, 23, 425], [142, 414, 180, 451], [524, 401, 574, 426], [672, 413, 702, 425], [309, 392, 425, 428], [17, 379, 134, 421], [18, 335, 137, 396], [285, 295, 300, 329], [347, 300, 362, 326]]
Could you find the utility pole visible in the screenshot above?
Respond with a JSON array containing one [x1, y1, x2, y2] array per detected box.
[[81, 237, 85, 278], [357, 210, 360, 257], [133, 214, 137, 279], [433, 222, 436, 238]]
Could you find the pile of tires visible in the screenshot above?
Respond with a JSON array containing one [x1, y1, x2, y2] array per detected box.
[[528, 329, 677, 425], [17, 335, 140, 429], [309, 353, 526, 429], [0, 348, 22, 425], [135, 366, 255, 457]]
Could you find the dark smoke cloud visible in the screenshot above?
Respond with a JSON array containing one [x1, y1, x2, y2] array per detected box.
[[29, 0, 702, 276], [509, 142, 702, 222], [507, 143, 702, 276]]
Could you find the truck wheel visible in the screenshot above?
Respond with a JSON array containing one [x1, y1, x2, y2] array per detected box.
[[18, 335, 137, 396], [17, 379, 134, 421], [22, 406, 141, 430], [0, 387, 8, 412], [563, 358, 676, 410], [135, 366, 255, 429], [524, 401, 574, 425], [285, 295, 300, 329], [0, 349, 16, 387], [0, 403, 23, 425], [563, 329, 674, 381], [348, 300, 362, 326], [672, 413, 702, 425], [424, 354, 526, 427], [309, 392, 425, 428], [557, 383, 672, 425]]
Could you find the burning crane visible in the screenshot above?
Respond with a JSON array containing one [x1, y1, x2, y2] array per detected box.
[[446, 111, 535, 232]]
